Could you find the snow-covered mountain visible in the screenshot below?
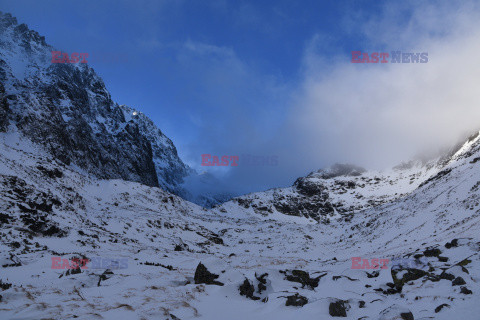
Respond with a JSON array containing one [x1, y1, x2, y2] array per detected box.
[[1, 114, 479, 320], [0, 11, 231, 206], [1, 11, 480, 320], [217, 133, 479, 222]]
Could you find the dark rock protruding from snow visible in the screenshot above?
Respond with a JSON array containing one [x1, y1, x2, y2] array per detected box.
[[194, 263, 223, 286], [294, 176, 327, 197], [285, 293, 308, 307], [460, 286, 472, 294], [435, 303, 450, 313], [0, 280, 12, 291], [283, 269, 322, 289], [391, 267, 427, 291], [329, 299, 349, 317], [238, 273, 270, 302], [255, 273, 268, 294], [239, 278, 260, 301], [423, 247, 441, 257], [445, 239, 459, 248], [452, 277, 466, 286], [97, 269, 114, 287]]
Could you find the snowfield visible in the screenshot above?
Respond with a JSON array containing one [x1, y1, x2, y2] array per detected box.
[[1, 130, 480, 320]]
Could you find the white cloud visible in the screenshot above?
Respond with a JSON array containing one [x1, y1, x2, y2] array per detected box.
[[283, 1, 480, 170], [173, 1, 480, 195]]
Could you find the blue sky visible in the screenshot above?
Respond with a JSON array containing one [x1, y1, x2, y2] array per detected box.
[[3, 0, 480, 195]]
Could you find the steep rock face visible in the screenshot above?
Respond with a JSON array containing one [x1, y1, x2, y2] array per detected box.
[[0, 11, 191, 192], [118, 105, 194, 192]]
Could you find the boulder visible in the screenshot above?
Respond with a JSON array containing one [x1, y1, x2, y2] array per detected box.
[[329, 299, 349, 317], [284, 269, 323, 289], [194, 263, 223, 286], [391, 267, 427, 291], [460, 286, 472, 294], [239, 278, 260, 301], [452, 277, 466, 286], [285, 293, 308, 307]]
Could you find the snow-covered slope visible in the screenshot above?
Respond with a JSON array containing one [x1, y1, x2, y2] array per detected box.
[[215, 163, 435, 221], [1, 125, 480, 319], [217, 133, 480, 222]]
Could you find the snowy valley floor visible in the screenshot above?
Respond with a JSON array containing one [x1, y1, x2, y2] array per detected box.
[[0, 133, 480, 320]]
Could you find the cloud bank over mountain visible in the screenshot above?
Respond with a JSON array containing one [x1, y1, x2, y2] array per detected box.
[[197, 1, 480, 195]]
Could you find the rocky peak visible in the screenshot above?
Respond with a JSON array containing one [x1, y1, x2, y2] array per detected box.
[[0, 11, 192, 194]]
